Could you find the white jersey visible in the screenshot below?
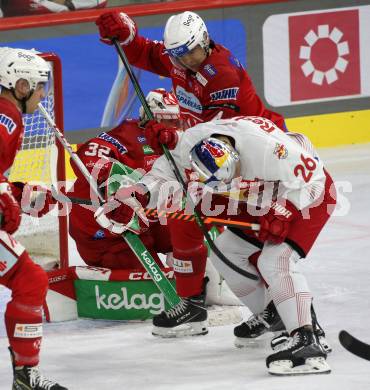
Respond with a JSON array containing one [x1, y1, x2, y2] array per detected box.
[[140, 116, 326, 211]]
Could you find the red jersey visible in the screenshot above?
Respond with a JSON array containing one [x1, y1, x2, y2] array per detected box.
[[0, 97, 24, 178], [68, 119, 160, 241], [123, 37, 285, 129]]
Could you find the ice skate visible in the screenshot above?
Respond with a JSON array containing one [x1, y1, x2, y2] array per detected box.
[[234, 301, 284, 348], [10, 348, 68, 390], [271, 305, 332, 353], [152, 292, 208, 338], [266, 327, 331, 376]]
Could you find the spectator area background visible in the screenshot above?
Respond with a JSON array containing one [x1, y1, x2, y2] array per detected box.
[[0, 0, 369, 148]]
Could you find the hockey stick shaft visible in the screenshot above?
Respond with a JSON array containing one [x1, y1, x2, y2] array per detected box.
[[112, 39, 259, 281], [339, 330, 370, 361], [52, 190, 259, 231], [38, 103, 181, 307]]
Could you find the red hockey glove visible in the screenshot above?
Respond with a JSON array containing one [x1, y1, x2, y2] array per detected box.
[[11, 182, 57, 218], [258, 199, 300, 244], [96, 11, 137, 45], [0, 180, 21, 234], [94, 184, 149, 235], [144, 120, 178, 154]]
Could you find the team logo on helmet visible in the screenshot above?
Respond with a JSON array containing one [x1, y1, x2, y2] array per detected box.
[[197, 140, 229, 174]]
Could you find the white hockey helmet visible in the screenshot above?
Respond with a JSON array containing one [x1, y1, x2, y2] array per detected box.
[[189, 137, 239, 184], [0, 47, 50, 91], [140, 88, 180, 121], [163, 11, 209, 58]]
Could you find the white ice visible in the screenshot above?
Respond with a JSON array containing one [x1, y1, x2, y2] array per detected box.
[[1, 144, 370, 390]]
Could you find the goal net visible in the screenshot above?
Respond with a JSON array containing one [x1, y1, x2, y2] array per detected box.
[[8, 52, 68, 269]]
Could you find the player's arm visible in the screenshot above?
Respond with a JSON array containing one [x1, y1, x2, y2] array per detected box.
[[96, 11, 172, 77]]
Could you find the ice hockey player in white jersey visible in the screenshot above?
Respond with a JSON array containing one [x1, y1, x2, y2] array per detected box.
[[111, 116, 336, 375]]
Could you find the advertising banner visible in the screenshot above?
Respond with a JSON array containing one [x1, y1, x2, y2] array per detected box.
[[75, 279, 175, 321], [263, 6, 370, 106]]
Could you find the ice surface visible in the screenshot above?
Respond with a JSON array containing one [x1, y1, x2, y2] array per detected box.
[[1, 144, 370, 389]]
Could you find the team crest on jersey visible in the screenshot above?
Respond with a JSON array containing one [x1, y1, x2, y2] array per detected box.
[[175, 86, 203, 114], [0, 114, 16, 134], [137, 135, 146, 143], [273, 143, 288, 159], [210, 87, 239, 101]]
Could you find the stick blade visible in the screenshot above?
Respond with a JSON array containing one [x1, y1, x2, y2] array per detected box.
[[339, 330, 370, 361]]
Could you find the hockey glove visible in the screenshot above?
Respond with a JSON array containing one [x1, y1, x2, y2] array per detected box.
[[94, 184, 149, 235], [144, 120, 178, 154], [11, 182, 57, 218], [0, 179, 21, 234], [96, 11, 137, 45], [258, 199, 300, 244]]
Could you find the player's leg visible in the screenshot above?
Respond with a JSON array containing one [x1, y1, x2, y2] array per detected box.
[[151, 219, 208, 338], [0, 232, 67, 389], [257, 242, 330, 375], [209, 229, 285, 345]]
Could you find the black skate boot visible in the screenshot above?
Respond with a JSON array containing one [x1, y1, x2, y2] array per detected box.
[[266, 327, 331, 376], [152, 285, 208, 338], [9, 348, 68, 389], [271, 304, 332, 353], [311, 305, 332, 353], [234, 301, 285, 348]]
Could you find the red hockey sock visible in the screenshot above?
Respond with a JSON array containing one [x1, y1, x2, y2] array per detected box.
[[5, 254, 48, 366]]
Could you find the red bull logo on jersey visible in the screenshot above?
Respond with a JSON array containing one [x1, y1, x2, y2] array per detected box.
[[273, 143, 288, 159], [0, 114, 16, 134]]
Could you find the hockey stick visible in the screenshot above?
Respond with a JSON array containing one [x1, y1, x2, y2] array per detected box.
[[50, 189, 259, 231], [339, 330, 370, 361], [38, 103, 181, 307], [112, 39, 259, 281]]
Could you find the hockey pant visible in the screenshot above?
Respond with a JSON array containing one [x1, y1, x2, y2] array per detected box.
[[0, 231, 48, 366], [209, 230, 312, 334]]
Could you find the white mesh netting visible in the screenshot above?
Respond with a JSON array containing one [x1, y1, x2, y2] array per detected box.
[[8, 76, 64, 269]]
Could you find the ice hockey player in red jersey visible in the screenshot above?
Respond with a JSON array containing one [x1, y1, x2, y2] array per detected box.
[[96, 9, 288, 338], [68, 89, 182, 270], [96, 10, 285, 130], [0, 47, 67, 389], [111, 116, 336, 375]]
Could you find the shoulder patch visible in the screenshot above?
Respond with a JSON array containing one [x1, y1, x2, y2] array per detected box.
[[229, 55, 243, 69], [97, 132, 127, 155], [203, 64, 217, 77], [210, 87, 239, 101], [0, 114, 17, 134]]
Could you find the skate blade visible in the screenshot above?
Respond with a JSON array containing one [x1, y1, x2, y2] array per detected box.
[[208, 306, 242, 327], [234, 333, 271, 349], [268, 357, 331, 376], [152, 321, 208, 338]]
